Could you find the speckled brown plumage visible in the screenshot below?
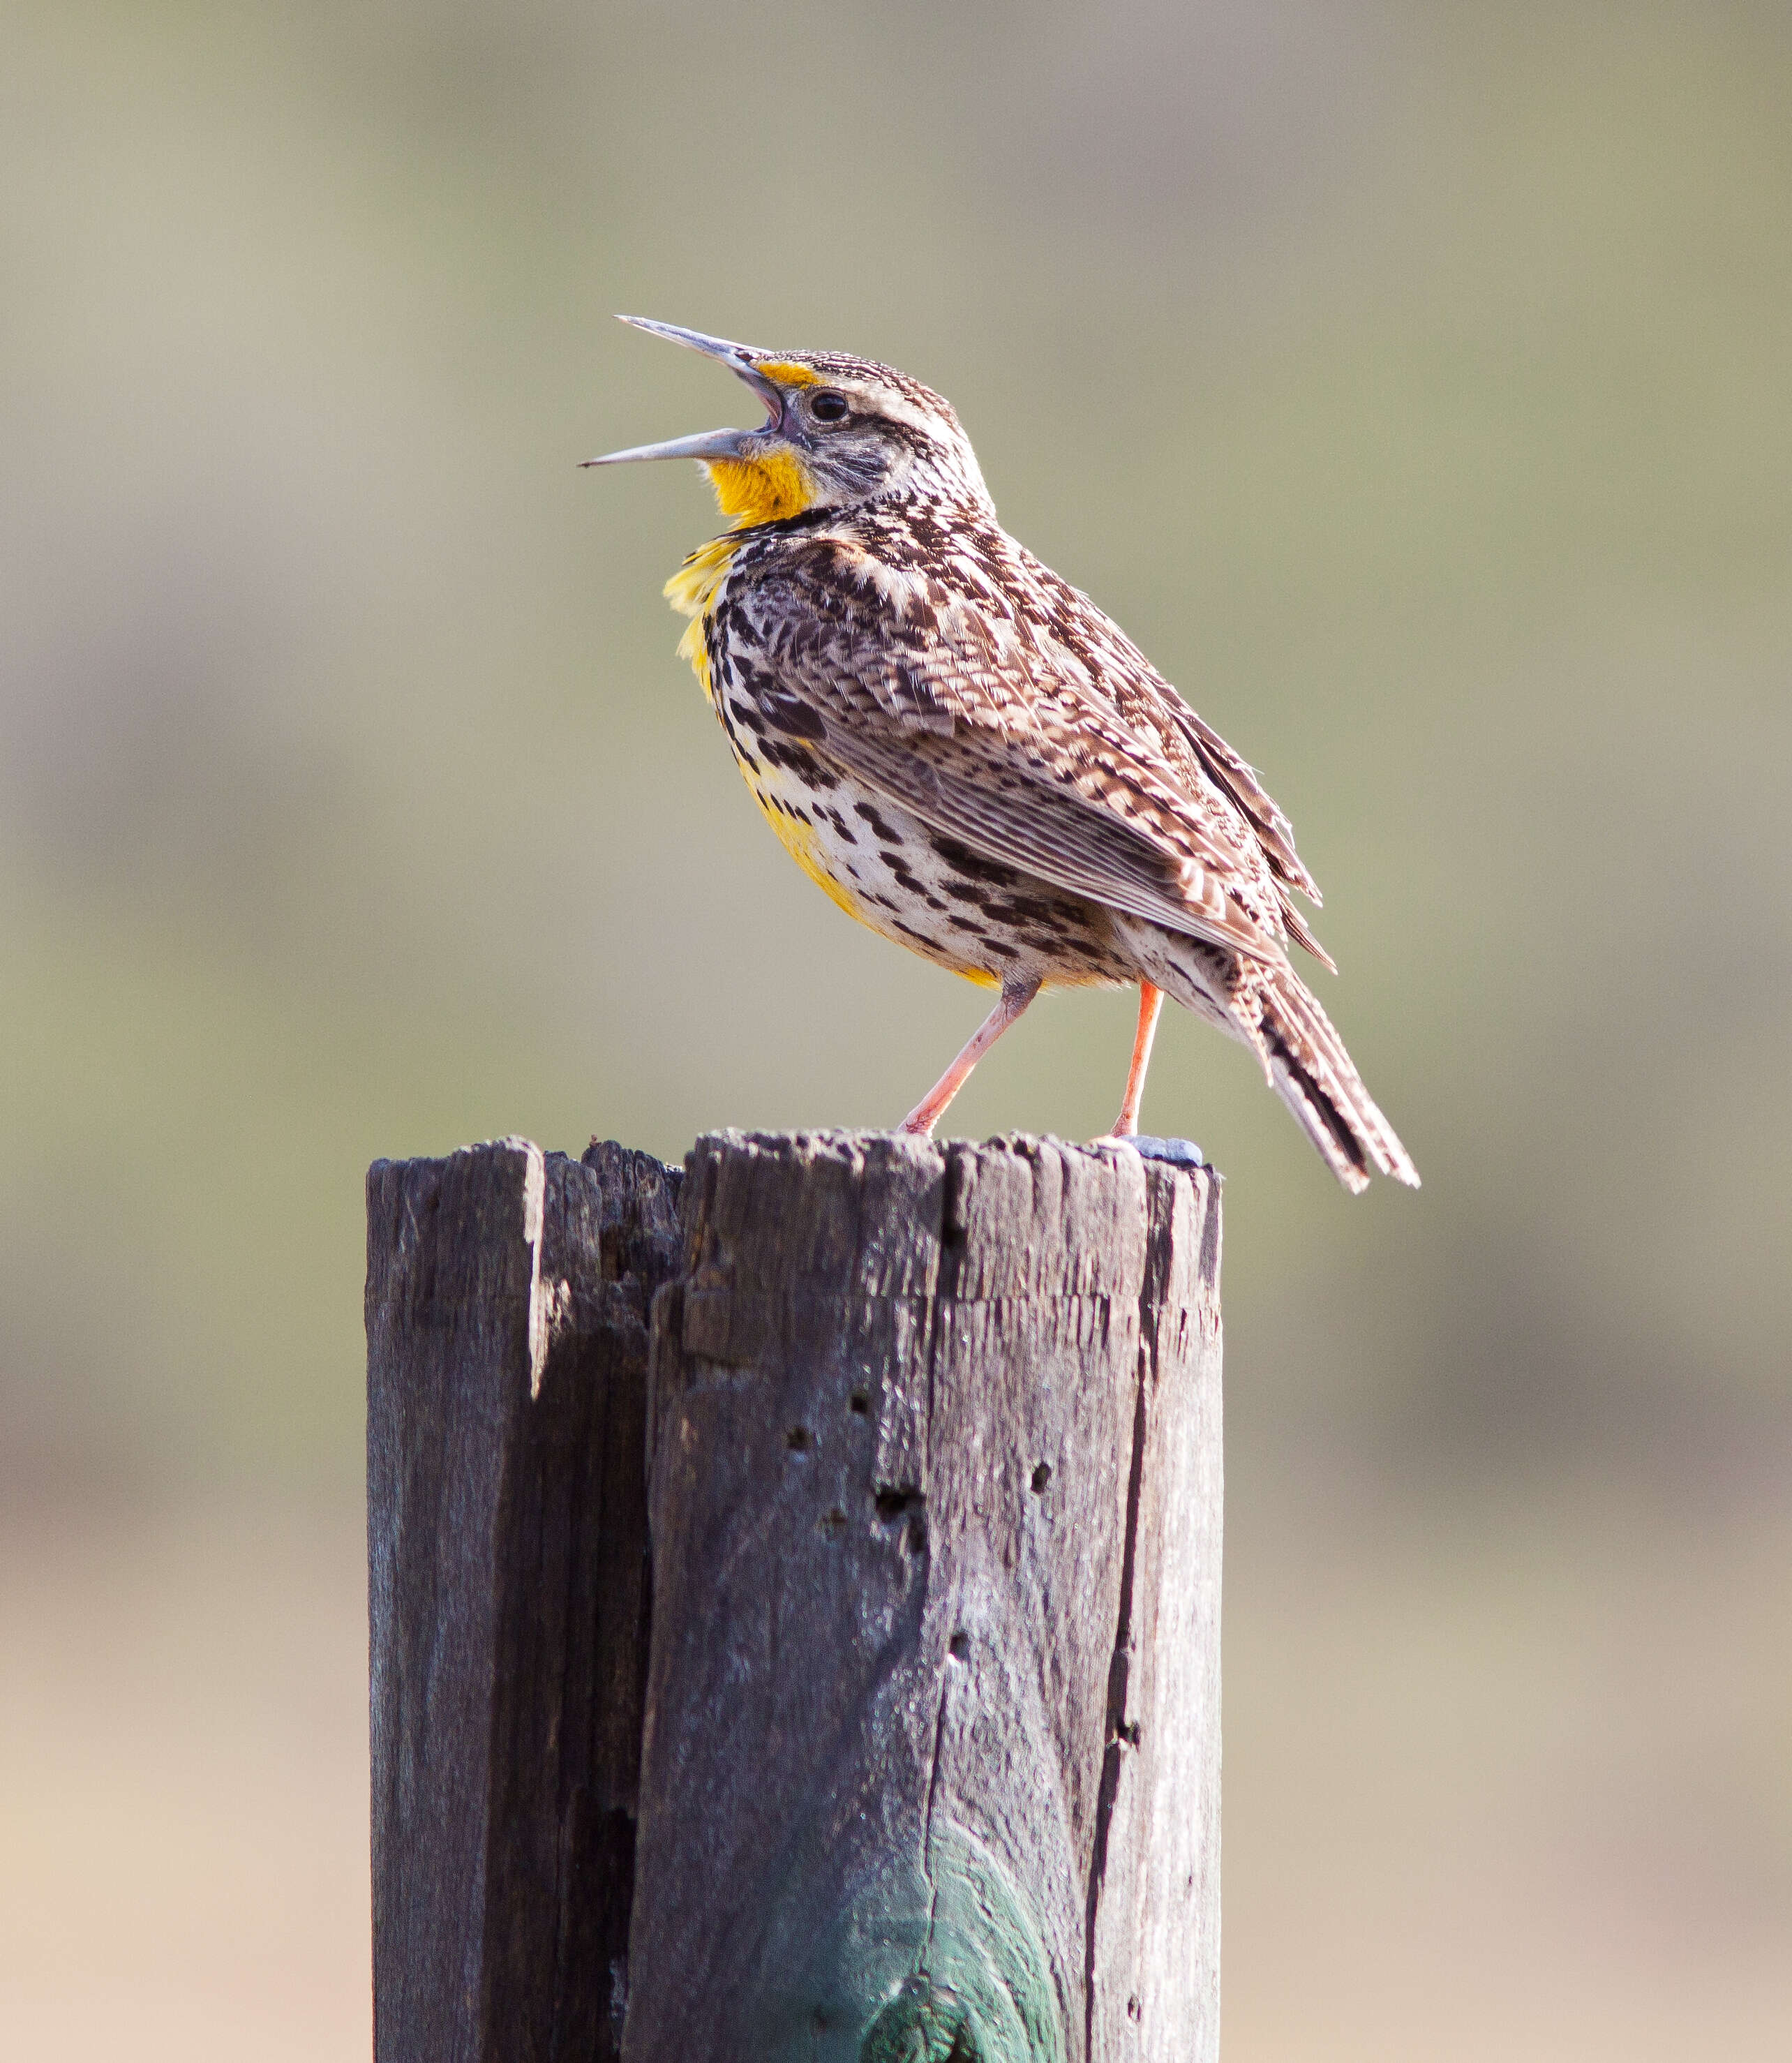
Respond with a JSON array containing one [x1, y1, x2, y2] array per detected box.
[[590, 320, 1418, 1191]]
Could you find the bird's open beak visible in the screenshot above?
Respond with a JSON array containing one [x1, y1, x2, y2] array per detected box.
[[581, 316, 785, 468]]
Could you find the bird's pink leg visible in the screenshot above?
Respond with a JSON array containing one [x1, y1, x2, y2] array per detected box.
[[1108, 981, 1165, 1137], [897, 976, 1042, 1137]]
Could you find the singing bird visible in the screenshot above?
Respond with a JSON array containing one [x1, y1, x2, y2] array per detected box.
[[588, 318, 1417, 1192]]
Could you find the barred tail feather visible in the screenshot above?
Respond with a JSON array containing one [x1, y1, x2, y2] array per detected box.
[[1116, 919, 1421, 1193], [1257, 971, 1419, 1193]]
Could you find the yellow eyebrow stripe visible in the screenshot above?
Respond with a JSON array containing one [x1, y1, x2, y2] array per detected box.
[[755, 360, 820, 387]]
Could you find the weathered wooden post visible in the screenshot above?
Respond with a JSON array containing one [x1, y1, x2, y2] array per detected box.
[[366, 1129, 1223, 2063], [366, 1139, 682, 2061]]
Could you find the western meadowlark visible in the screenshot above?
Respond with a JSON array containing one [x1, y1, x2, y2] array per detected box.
[[588, 318, 1418, 1192]]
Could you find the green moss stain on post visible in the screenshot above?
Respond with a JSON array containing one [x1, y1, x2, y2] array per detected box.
[[742, 1821, 1063, 2063], [858, 1976, 978, 2062]]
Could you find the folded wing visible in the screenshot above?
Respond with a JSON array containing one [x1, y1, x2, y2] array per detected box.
[[731, 538, 1320, 970]]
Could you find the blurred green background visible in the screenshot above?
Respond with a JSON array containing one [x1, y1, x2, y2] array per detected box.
[[3, 1, 1788, 2054]]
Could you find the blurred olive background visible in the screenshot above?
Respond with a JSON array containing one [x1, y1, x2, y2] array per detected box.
[[3, 1, 1789, 2054]]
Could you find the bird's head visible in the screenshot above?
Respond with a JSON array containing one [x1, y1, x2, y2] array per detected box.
[[584, 317, 990, 526]]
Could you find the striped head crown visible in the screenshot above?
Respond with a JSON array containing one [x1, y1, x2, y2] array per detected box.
[[585, 318, 991, 526]]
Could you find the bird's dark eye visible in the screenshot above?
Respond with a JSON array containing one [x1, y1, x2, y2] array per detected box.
[[809, 389, 849, 424]]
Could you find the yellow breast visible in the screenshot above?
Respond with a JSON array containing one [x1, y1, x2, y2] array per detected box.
[[664, 467, 986, 950], [662, 454, 818, 705], [750, 783, 867, 923], [663, 533, 739, 706]]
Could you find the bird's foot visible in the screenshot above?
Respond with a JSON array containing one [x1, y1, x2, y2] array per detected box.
[[1121, 1134, 1206, 1169]]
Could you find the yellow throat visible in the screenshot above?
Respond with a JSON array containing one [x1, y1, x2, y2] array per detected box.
[[662, 450, 816, 703]]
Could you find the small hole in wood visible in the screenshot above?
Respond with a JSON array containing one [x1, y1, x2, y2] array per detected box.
[[948, 1631, 969, 1660], [820, 1507, 846, 1535], [848, 1390, 870, 1415], [874, 1485, 921, 1519], [1031, 1461, 1052, 1494], [1127, 1995, 1142, 2023], [785, 1425, 814, 1453]]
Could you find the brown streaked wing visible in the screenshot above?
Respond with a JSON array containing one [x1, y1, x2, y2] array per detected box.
[[1167, 703, 1324, 906], [1002, 542, 1327, 911], [734, 545, 1292, 969]]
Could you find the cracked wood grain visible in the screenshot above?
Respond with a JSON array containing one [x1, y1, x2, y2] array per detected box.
[[365, 1138, 682, 2063], [622, 1130, 1222, 2063], [366, 1128, 1220, 2063]]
